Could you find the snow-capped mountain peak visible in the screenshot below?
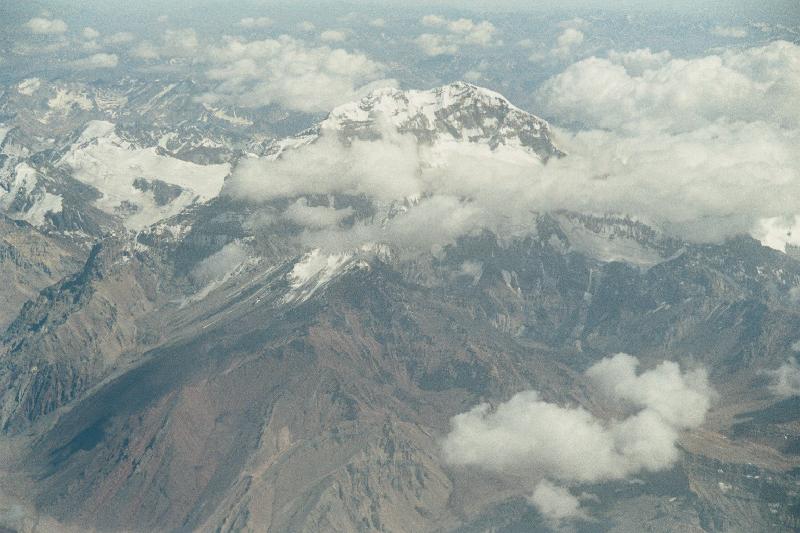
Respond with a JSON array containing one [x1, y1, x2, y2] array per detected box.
[[321, 82, 564, 160]]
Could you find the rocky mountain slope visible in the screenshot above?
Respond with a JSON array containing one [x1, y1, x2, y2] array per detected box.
[[0, 82, 798, 532]]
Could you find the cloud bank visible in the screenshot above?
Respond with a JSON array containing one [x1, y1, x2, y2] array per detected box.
[[536, 41, 800, 132], [442, 353, 713, 519], [200, 35, 396, 112], [223, 41, 800, 253]]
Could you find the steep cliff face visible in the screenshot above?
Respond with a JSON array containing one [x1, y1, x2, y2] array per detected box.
[[0, 240, 183, 433], [0, 216, 84, 331]]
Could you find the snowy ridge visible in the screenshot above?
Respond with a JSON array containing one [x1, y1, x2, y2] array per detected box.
[[59, 120, 230, 230], [283, 248, 376, 303], [0, 162, 63, 227], [320, 81, 564, 160]]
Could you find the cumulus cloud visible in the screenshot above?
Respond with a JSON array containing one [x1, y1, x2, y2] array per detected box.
[[298, 21, 316, 32], [320, 30, 347, 42], [24, 17, 67, 34], [415, 34, 459, 56], [70, 53, 119, 69], [530, 40, 800, 246], [223, 41, 800, 252], [369, 18, 386, 28], [131, 41, 159, 60], [82, 27, 100, 40], [536, 40, 800, 132], [551, 28, 585, 59], [237, 17, 273, 29], [106, 32, 135, 45], [416, 15, 497, 56], [161, 28, 200, 56], [711, 25, 748, 38], [200, 35, 396, 112], [529, 480, 582, 521], [442, 354, 713, 516], [768, 358, 800, 398]]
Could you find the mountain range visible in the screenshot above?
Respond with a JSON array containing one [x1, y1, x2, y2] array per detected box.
[[0, 81, 798, 532]]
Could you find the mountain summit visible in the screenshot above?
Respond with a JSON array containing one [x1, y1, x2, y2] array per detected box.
[[322, 81, 564, 160]]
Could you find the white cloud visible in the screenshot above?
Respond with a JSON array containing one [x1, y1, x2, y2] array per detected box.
[[228, 124, 420, 203], [131, 41, 160, 60], [224, 42, 800, 251], [162, 28, 199, 56], [768, 358, 800, 398], [415, 34, 459, 56], [200, 35, 395, 112], [157, 15, 168, 23], [70, 53, 119, 69], [551, 28, 585, 59], [529, 480, 582, 521], [81, 39, 101, 52], [536, 40, 800, 132], [606, 48, 672, 75], [106, 32, 135, 45], [238, 17, 273, 29], [442, 354, 713, 514], [190, 242, 249, 286], [416, 16, 497, 56], [82, 27, 100, 40], [442, 354, 712, 482], [130, 28, 199, 60], [369, 18, 386, 28], [320, 30, 347, 42], [298, 21, 316, 32], [421, 15, 447, 27], [711, 25, 748, 38], [463, 70, 482, 81], [24, 17, 67, 34]]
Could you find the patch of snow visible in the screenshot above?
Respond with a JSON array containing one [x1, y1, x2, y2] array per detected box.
[[17, 78, 41, 96], [47, 87, 93, 112], [0, 163, 63, 227], [23, 191, 62, 227], [60, 121, 230, 230], [78, 119, 116, 142], [202, 103, 253, 126], [139, 83, 177, 114], [94, 90, 128, 111], [558, 216, 665, 268], [284, 249, 353, 302]]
